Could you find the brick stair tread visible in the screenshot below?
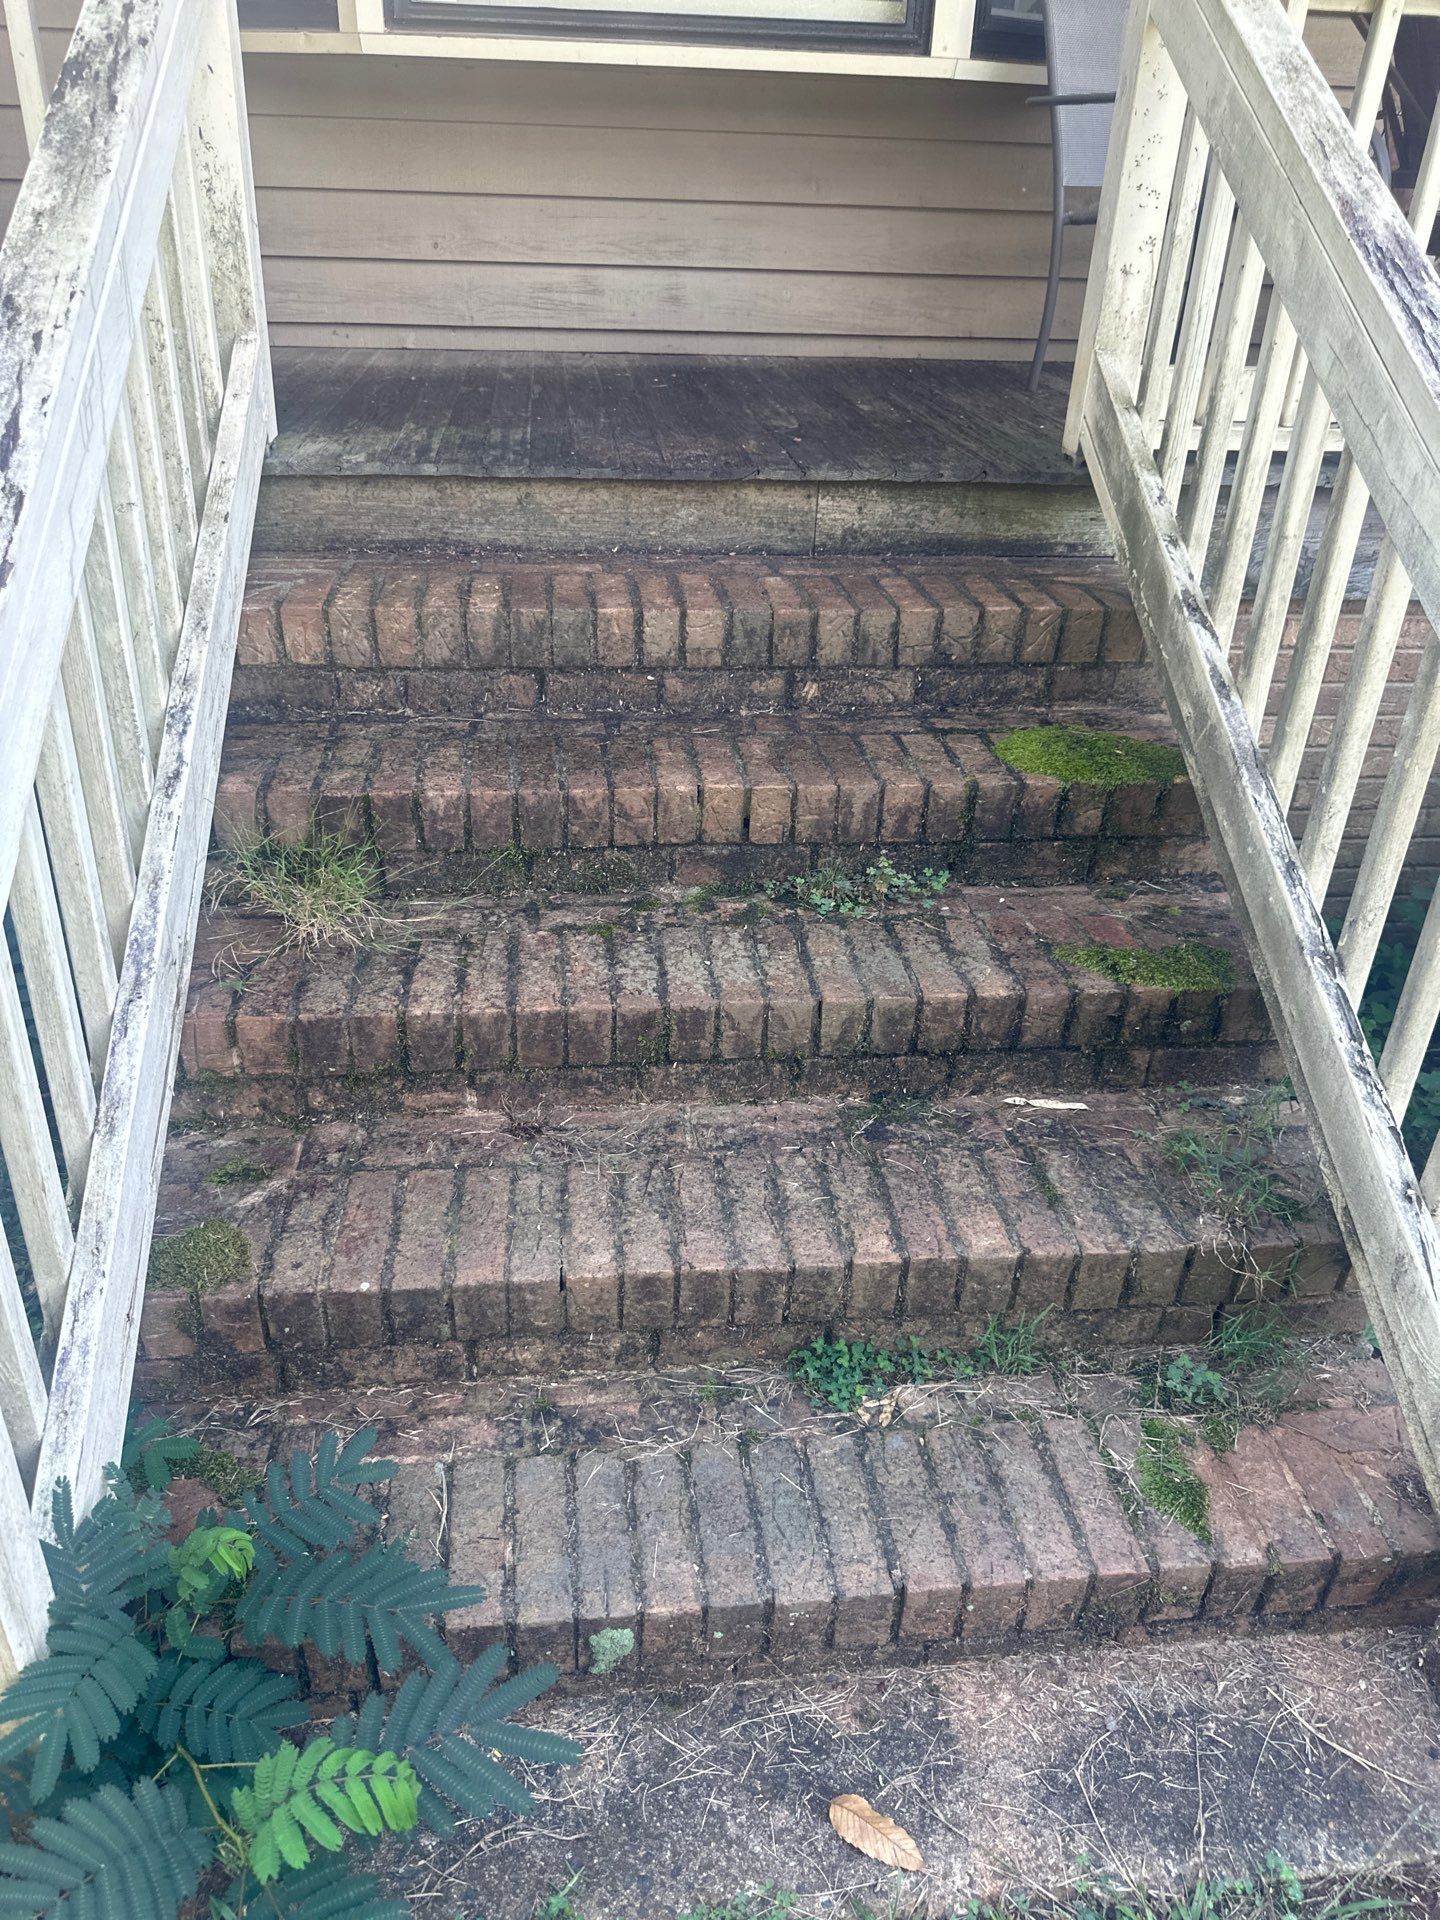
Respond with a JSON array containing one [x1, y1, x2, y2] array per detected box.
[[179, 881, 1275, 1104], [175, 1373, 1440, 1685], [213, 713, 1207, 887], [142, 1087, 1348, 1391], [239, 552, 1144, 678]]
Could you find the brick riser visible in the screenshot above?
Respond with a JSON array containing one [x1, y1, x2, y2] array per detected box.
[[214, 717, 1211, 898], [177, 885, 1276, 1123], [264, 1399, 1440, 1702], [232, 555, 1154, 722], [141, 1094, 1350, 1395]]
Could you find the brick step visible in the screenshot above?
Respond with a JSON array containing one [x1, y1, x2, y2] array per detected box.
[[169, 1371, 1440, 1690], [212, 714, 1210, 896], [177, 882, 1276, 1119], [141, 1088, 1346, 1394], [231, 553, 1154, 721]]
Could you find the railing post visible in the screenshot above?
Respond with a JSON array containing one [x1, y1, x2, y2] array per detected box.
[[1063, 0, 1187, 456]]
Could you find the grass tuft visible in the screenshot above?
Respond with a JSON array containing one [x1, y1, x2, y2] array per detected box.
[[1161, 1085, 1308, 1231], [213, 828, 383, 952], [787, 1312, 1051, 1413], [1055, 940, 1234, 994], [993, 723, 1187, 791], [205, 1156, 271, 1188], [147, 1218, 251, 1295], [1136, 1415, 1211, 1542]]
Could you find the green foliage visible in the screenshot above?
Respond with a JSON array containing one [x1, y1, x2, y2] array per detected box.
[[1136, 1417, 1211, 1543], [678, 1891, 797, 1920], [1054, 940, 1234, 994], [1346, 886, 1440, 1161], [992, 724, 1186, 791], [0, 1421, 574, 1919], [213, 828, 383, 952], [767, 852, 949, 919], [1160, 1086, 1308, 1233], [587, 1626, 636, 1675], [1158, 1352, 1229, 1414], [230, 1738, 420, 1882], [959, 1851, 1405, 1919], [788, 1313, 1051, 1412], [0, 1778, 212, 1920], [147, 1219, 252, 1295], [334, 1648, 582, 1833], [123, 1411, 201, 1494]]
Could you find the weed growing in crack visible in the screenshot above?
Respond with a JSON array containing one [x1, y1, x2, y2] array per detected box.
[[767, 852, 948, 919], [212, 829, 384, 952], [788, 1312, 1052, 1413], [1158, 1084, 1309, 1236]]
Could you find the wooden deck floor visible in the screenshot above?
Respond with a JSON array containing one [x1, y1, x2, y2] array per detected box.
[[267, 350, 1081, 487]]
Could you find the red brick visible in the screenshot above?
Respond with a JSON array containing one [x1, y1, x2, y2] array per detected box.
[[452, 1162, 512, 1341], [805, 1434, 896, 1649], [279, 576, 331, 666], [985, 1421, 1092, 1631], [389, 1168, 454, 1345], [721, 1153, 789, 1327], [749, 1439, 833, 1656], [464, 574, 505, 667], [690, 1442, 767, 1659], [865, 1430, 964, 1644], [325, 1169, 396, 1349], [561, 1167, 620, 1333], [764, 574, 815, 668], [237, 591, 281, 667], [575, 1451, 638, 1663], [1039, 1414, 1149, 1626], [925, 1426, 1029, 1644], [374, 569, 422, 668], [593, 573, 638, 668], [616, 1167, 677, 1331], [513, 1454, 575, 1670], [635, 572, 682, 668], [447, 1451, 508, 1655], [509, 567, 552, 669], [722, 572, 773, 668], [679, 573, 727, 668], [327, 570, 376, 670], [673, 1159, 733, 1325], [634, 1454, 701, 1670], [506, 1167, 564, 1338], [551, 571, 595, 669]]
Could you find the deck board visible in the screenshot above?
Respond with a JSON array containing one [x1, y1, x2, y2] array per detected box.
[[266, 350, 1081, 487]]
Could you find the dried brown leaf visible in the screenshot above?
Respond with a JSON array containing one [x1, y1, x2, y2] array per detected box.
[[827, 1793, 925, 1871]]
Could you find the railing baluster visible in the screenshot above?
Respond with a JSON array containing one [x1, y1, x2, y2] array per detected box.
[[0, 1231, 46, 1490], [1138, 109, 1209, 442], [126, 340, 190, 642], [171, 127, 226, 438], [157, 196, 215, 504], [1379, 892, 1440, 1124], [141, 272, 200, 582], [0, 942, 74, 1335], [34, 714, 120, 1077], [84, 498, 156, 862], [106, 410, 171, 757], [1233, 0, 1406, 730], [58, 615, 137, 958], [1157, 163, 1235, 500], [9, 806, 97, 1191], [1337, 633, 1440, 1001]]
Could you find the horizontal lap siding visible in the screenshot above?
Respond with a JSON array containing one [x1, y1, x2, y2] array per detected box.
[[243, 60, 1074, 356]]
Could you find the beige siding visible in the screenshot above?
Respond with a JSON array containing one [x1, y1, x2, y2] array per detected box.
[[0, 5, 1367, 355]]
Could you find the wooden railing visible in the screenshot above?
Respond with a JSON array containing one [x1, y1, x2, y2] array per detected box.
[[1068, 0, 1440, 1500], [0, 0, 272, 1678]]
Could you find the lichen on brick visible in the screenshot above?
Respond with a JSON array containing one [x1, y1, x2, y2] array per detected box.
[[993, 723, 1186, 790], [1054, 940, 1233, 994], [148, 1218, 252, 1294]]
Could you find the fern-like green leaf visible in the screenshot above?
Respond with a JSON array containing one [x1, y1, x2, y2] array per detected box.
[[335, 1650, 580, 1832], [0, 1609, 158, 1800], [121, 1410, 200, 1494], [0, 1777, 212, 1919], [230, 1737, 420, 1883], [238, 1536, 482, 1674], [227, 1859, 408, 1919], [43, 1479, 172, 1627], [140, 1654, 305, 1764], [237, 1427, 395, 1554]]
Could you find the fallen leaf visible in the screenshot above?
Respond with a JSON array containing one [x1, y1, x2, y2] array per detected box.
[[828, 1793, 924, 1871], [1002, 1096, 1089, 1111]]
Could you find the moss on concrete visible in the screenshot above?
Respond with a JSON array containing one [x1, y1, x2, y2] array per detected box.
[[148, 1218, 252, 1295], [1054, 939, 1233, 993], [993, 723, 1186, 790]]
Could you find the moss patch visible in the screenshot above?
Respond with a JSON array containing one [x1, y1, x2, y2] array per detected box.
[[993, 723, 1186, 790], [148, 1219, 252, 1294], [193, 1444, 263, 1506], [1136, 1416, 1211, 1542], [1055, 939, 1233, 993], [205, 1156, 271, 1188]]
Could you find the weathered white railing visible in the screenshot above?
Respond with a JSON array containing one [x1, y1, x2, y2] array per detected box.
[[1068, 0, 1440, 1499], [0, 0, 272, 1678]]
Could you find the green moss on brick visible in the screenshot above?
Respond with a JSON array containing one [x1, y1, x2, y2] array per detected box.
[[192, 1444, 264, 1506], [148, 1219, 251, 1295], [993, 724, 1186, 790], [1136, 1416, 1211, 1543], [205, 1157, 271, 1188], [1054, 939, 1233, 994]]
